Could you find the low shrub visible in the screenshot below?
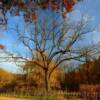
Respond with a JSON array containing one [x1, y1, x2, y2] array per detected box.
[[80, 84, 100, 100]]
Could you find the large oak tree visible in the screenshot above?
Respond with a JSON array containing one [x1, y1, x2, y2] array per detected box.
[[0, 0, 98, 92]]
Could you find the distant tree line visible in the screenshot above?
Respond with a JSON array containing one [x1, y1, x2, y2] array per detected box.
[[0, 57, 100, 95]]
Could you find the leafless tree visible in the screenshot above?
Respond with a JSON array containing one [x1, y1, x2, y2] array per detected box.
[[7, 13, 98, 92], [0, 7, 99, 92]]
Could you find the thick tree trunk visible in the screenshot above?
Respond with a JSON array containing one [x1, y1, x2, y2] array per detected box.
[[44, 69, 49, 93]]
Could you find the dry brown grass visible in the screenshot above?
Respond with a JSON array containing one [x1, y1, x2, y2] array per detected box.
[[0, 96, 31, 100], [54, 93, 67, 100], [68, 97, 81, 100]]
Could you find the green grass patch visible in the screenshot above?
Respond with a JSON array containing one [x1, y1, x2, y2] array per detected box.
[[0, 94, 54, 100]]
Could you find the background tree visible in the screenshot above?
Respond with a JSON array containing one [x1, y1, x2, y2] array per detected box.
[[79, 58, 100, 84], [0, 68, 15, 93], [89, 57, 100, 84]]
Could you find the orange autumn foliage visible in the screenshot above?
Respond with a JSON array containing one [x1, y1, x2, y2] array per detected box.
[[0, 44, 5, 49], [32, 12, 38, 22], [11, 0, 77, 21]]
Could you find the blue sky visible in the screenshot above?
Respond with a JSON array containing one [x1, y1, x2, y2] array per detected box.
[[0, 0, 100, 73], [74, 0, 100, 43]]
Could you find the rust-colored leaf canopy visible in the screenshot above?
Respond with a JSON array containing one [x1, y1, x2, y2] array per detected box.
[[13, 0, 76, 10], [0, 44, 5, 49], [2, 0, 77, 21]]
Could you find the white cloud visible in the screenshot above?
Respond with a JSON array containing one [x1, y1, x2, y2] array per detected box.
[[0, 62, 22, 73]]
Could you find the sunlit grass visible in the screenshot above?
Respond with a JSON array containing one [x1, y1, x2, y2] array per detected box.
[[0, 96, 82, 100], [0, 96, 31, 100]]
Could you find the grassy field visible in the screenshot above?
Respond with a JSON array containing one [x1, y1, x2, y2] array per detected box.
[[0, 96, 52, 100], [0, 96, 82, 100], [0, 96, 31, 100], [0, 93, 82, 100]]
